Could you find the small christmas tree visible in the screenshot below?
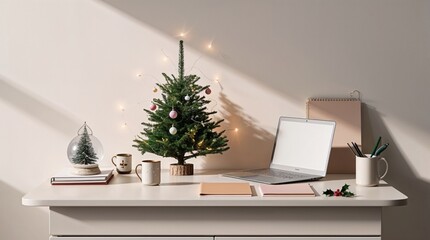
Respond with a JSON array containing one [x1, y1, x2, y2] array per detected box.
[[72, 123, 99, 165], [133, 40, 229, 175]]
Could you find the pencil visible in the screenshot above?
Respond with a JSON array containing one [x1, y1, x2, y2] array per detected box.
[[347, 143, 358, 156], [352, 142, 364, 157]]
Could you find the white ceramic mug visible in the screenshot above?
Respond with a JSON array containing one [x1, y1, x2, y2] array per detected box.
[[356, 154, 389, 186], [111, 153, 132, 174], [135, 160, 161, 186]]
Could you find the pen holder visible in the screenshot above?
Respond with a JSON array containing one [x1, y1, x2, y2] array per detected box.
[[356, 154, 388, 186]]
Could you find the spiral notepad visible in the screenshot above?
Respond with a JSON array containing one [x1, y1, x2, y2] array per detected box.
[[306, 97, 361, 173]]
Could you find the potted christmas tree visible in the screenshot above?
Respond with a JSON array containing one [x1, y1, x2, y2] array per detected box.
[[133, 40, 229, 175]]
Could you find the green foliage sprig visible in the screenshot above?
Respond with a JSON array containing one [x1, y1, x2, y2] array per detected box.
[[323, 184, 355, 197]]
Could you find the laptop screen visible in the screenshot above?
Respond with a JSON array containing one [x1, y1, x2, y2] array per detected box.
[[271, 117, 335, 174]]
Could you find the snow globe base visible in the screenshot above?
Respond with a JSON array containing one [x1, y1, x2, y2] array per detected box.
[[71, 163, 101, 175]]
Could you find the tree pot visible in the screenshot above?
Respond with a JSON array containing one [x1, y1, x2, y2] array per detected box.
[[170, 163, 194, 176]]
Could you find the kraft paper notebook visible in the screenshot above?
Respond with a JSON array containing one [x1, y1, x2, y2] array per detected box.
[[199, 182, 252, 196], [306, 97, 361, 173], [259, 183, 315, 196]]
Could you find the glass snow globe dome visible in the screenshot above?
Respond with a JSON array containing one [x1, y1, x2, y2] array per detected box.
[[67, 122, 104, 175]]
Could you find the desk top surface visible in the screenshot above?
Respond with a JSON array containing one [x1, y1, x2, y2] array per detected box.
[[22, 170, 407, 207]]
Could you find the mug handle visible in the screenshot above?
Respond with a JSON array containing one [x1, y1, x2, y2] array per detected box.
[[378, 157, 389, 179], [111, 156, 117, 167], [135, 164, 142, 181]]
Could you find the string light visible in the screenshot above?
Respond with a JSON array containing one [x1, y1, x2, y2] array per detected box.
[[207, 42, 213, 49], [226, 127, 240, 133], [162, 56, 169, 62], [117, 104, 128, 130], [177, 31, 190, 38]]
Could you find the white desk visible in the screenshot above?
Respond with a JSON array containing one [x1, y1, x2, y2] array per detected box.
[[22, 170, 407, 240]]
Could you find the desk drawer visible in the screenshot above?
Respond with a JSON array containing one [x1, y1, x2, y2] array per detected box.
[[50, 207, 381, 236]]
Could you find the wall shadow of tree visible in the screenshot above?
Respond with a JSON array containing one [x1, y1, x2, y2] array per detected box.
[[201, 92, 274, 170], [362, 104, 429, 240]]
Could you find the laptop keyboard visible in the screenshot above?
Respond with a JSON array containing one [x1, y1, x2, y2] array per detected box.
[[258, 169, 311, 179]]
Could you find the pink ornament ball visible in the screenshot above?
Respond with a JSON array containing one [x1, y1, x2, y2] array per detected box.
[[149, 104, 157, 111], [169, 110, 178, 119], [205, 88, 212, 95]]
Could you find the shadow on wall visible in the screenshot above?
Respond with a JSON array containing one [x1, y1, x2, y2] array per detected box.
[[202, 93, 274, 170], [0, 181, 48, 239], [362, 104, 429, 240], [0, 76, 79, 136]]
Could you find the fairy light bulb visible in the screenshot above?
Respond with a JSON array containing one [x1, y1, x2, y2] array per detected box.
[[207, 43, 212, 49], [121, 122, 128, 128], [163, 56, 168, 62], [235, 128, 239, 132]]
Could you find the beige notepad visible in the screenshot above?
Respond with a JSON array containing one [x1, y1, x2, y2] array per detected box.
[[259, 183, 315, 196], [307, 98, 361, 173], [199, 182, 252, 196]]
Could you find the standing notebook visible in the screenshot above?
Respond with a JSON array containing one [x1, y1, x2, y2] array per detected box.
[[306, 97, 361, 173]]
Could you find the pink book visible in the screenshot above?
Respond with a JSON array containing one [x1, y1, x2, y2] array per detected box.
[[259, 183, 315, 196]]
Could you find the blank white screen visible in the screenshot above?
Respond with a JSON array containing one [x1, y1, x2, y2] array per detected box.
[[271, 119, 334, 171]]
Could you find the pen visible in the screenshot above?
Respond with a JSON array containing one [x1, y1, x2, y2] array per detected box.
[[375, 143, 389, 156], [370, 136, 382, 157], [347, 143, 358, 156]]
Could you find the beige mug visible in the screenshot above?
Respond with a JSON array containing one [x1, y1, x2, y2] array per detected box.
[[111, 153, 132, 174], [135, 160, 161, 186], [356, 154, 388, 186]]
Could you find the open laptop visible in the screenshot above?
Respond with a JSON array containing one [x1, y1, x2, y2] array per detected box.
[[223, 117, 336, 184]]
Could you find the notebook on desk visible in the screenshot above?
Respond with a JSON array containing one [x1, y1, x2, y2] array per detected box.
[[224, 117, 336, 184]]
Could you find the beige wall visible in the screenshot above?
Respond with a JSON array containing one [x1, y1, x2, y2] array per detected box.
[[1, 0, 429, 239]]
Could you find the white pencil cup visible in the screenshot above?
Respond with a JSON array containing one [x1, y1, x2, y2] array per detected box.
[[135, 160, 161, 186], [356, 154, 388, 186]]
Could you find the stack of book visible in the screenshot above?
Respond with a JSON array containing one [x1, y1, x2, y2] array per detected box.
[[51, 168, 114, 185]]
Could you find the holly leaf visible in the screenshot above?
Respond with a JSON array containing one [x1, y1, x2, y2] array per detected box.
[[342, 191, 355, 197], [323, 189, 334, 196], [341, 184, 350, 192]]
